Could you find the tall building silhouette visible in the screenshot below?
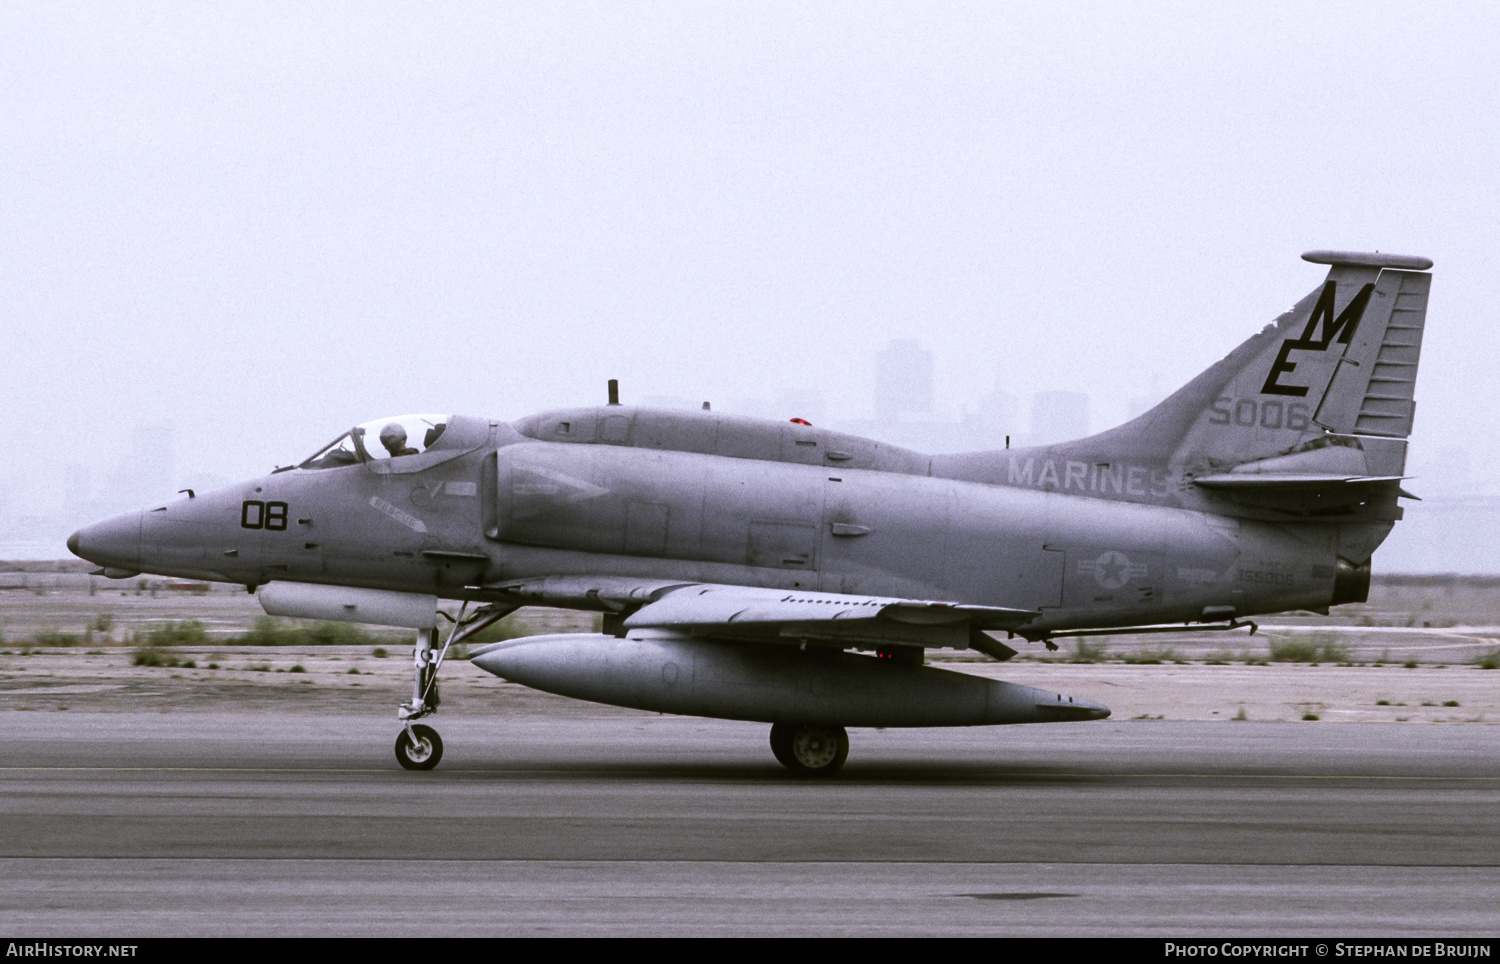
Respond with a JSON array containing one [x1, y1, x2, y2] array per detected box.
[[874, 340, 933, 422]]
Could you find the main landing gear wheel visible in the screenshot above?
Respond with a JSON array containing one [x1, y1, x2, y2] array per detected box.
[[769, 723, 849, 777], [395, 724, 443, 771]]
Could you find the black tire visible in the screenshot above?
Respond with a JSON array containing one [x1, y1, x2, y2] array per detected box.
[[769, 723, 796, 769], [774, 724, 849, 777], [395, 724, 444, 771]]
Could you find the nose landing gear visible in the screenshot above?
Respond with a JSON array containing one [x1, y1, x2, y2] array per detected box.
[[393, 601, 515, 771]]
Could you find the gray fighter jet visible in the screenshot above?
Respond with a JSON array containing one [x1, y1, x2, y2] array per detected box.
[[69, 249, 1432, 775]]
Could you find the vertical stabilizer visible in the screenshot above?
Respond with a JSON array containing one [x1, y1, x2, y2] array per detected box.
[[935, 250, 1433, 496], [1165, 251, 1432, 470]]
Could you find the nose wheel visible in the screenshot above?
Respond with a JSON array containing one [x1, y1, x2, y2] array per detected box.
[[770, 723, 850, 777], [395, 723, 443, 771], [392, 601, 517, 771]]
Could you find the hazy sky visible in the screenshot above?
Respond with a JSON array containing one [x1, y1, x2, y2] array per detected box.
[[4, 1, 1497, 509]]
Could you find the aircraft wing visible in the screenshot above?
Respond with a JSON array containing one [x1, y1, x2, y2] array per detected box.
[[626, 584, 1031, 629], [487, 576, 1035, 656], [626, 584, 1035, 655]]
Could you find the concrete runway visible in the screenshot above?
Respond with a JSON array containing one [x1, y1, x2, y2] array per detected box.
[[0, 712, 1495, 936]]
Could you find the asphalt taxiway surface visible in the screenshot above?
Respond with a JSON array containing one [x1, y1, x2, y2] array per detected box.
[[0, 713, 1495, 936]]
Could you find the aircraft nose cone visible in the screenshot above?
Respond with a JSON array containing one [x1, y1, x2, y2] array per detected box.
[[69, 511, 144, 570]]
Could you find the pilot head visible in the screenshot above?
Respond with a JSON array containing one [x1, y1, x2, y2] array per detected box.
[[379, 423, 410, 457]]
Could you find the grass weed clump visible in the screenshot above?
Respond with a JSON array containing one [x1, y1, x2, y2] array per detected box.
[[129, 621, 209, 668], [1268, 635, 1351, 664], [1123, 645, 1181, 665], [1068, 638, 1110, 663], [236, 616, 410, 648], [1476, 648, 1500, 670], [132, 645, 183, 668], [31, 629, 83, 647], [144, 621, 210, 647]]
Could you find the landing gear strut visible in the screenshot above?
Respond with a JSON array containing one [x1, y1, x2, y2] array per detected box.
[[769, 723, 850, 777], [393, 601, 515, 771]]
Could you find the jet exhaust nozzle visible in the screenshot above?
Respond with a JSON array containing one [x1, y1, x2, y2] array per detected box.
[[1331, 556, 1371, 606]]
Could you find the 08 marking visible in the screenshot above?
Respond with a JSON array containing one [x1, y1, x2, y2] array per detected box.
[[241, 500, 289, 531]]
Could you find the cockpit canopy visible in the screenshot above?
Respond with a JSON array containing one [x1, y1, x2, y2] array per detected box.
[[299, 414, 451, 470]]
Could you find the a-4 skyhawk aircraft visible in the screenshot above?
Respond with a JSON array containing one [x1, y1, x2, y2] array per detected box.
[[70, 249, 1432, 775]]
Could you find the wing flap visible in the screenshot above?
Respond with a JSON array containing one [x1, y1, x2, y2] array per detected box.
[[623, 584, 1037, 649]]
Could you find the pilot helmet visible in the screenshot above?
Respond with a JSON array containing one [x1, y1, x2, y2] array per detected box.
[[379, 423, 408, 450]]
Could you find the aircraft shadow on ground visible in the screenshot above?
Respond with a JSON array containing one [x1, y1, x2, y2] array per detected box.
[[428, 759, 1115, 786]]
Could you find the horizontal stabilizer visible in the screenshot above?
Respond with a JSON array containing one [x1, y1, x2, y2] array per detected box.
[[1192, 473, 1407, 489], [1191, 472, 1411, 516]]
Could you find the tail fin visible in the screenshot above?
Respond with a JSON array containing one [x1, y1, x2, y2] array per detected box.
[[936, 250, 1433, 497], [1059, 250, 1432, 477], [1169, 250, 1432, 472]]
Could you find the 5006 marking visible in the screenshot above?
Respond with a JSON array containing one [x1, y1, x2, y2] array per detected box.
[[1209, 398, 1312, 430]]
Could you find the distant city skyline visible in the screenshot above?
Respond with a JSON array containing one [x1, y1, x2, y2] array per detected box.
[[7, 331, 1494, 574]]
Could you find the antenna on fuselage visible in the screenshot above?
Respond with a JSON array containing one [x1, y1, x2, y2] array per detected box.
[[608, 379, 620, 406]]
